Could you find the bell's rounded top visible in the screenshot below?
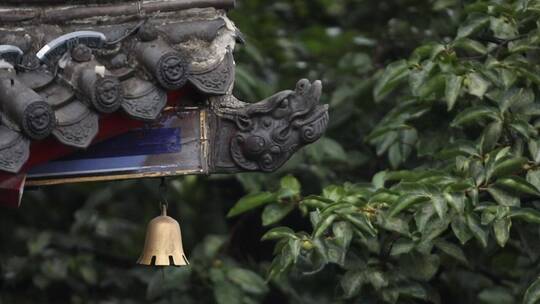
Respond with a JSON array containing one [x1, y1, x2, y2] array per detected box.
[[148, 215, 180, 228]]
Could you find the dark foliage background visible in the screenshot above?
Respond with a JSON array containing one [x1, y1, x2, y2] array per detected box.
[[4, 0, 540, 303]]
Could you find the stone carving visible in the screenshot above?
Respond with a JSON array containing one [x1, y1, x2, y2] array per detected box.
[[71, 44, 93, 63], [0, 4, 329, 177], [211, 79, 329, 172], [23, 102, 56, 140], [94, 77, 123, 113], [122, 78, 167, 121], [52, 101, 99, 148], [0, 76, 56, 140], [39, 82, 75, 109], [17, 69, 55, 90], [189, 51, 234, 95], [0, 126, 30, 173], [136, 39, 191, 91], [157, 53, 190, 90], [53, 113, 99, 149]]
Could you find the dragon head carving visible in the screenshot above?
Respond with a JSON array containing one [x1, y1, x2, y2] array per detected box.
[[230, 79, 329, 172]]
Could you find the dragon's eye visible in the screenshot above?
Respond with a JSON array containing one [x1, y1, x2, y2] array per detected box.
[[279, 99, 289, 109]]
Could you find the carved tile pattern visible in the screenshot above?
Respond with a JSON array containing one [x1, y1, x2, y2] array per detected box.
[[22, 101, 56, 140], [189, 52, 234, 95], [52, 112, 99, 148], [0, 136, 30, 173], [122, 88, 167, 121]]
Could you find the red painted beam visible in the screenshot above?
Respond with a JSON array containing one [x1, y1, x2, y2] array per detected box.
[[0, 89, 187, 208]]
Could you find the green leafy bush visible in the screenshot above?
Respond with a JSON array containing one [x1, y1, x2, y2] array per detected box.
[[230, 1, 540, 303]]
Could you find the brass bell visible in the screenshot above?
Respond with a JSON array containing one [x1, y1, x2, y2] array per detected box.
[[138, 204, 189, 266]]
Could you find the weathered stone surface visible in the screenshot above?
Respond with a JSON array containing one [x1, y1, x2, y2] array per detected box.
[[209, 79, 329, 173], [0, 2, 329, 178]]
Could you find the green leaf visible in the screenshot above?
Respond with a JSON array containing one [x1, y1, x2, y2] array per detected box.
[[491, 157, 527, 179], [288, 238, 302, 264], [434, 239, 468, 264], [372, 171, 387, 189], [200, 235, 227, 258], [493, 218, 511, 247], [417, 74, 446, 99], [79, 266, 97, 285], [262, 203, 295, 226], [466, 72, 490, 98], [409, 61, 436, 94], [445, 193, 466, 214], [527, 169, 540, 191], [365, 269, 389, 290], [481, 208, 497, 225], [489, 17, 518, 39], [211, 269, 244, 304], [278, 175, 301, 199], [333, 221, 353, 249], [227, 268, 269, 295], [302, 195, 334, 207], [342, 213, 377, 237], [308, 137, 349, 163], [411, 44, 439, 63], [323, 185, 346, 202], [508, 208, 540, 224], [390, 239, 415, 256], [457, 16, 490, 38], [481, 121, 503, 153], [341, 270, 365, 298], [510, 119, 538, 140], [478, 287, 515, 304], [314, 214, 338, 238], [421, 217, 451, 244], [400, 253, 440, 281], [453, 38, 487, 55], [499, 68, 517, 89], [227, 192, 277, 218], [529, 140, 540, 163], [430, 43, 446, 60], [415, 204, 436, 231], [432, 195, 448, 219], [390, 284, 430, 302], [510, 120, 535, 139], [517, 67, 540, 86], [495, 176, 540, 197], [326, 238, 347, 266], [374, 60, 409, 102], [451, 106, 499, 127], [500, 88, 533, 113], [27, 232, 51, 256], [261, 227, 298, 241], [487, 187, 520, 207], [388, 143, 403, 169], [524, 277, 540, 304], [389, 194, 430, 217], [445, 74, 464, 110], [466, 214, 488, 248], [378, 214, 410, 236]]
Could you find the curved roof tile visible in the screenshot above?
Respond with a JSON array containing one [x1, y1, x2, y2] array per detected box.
[[0, 4, 238, 173]]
